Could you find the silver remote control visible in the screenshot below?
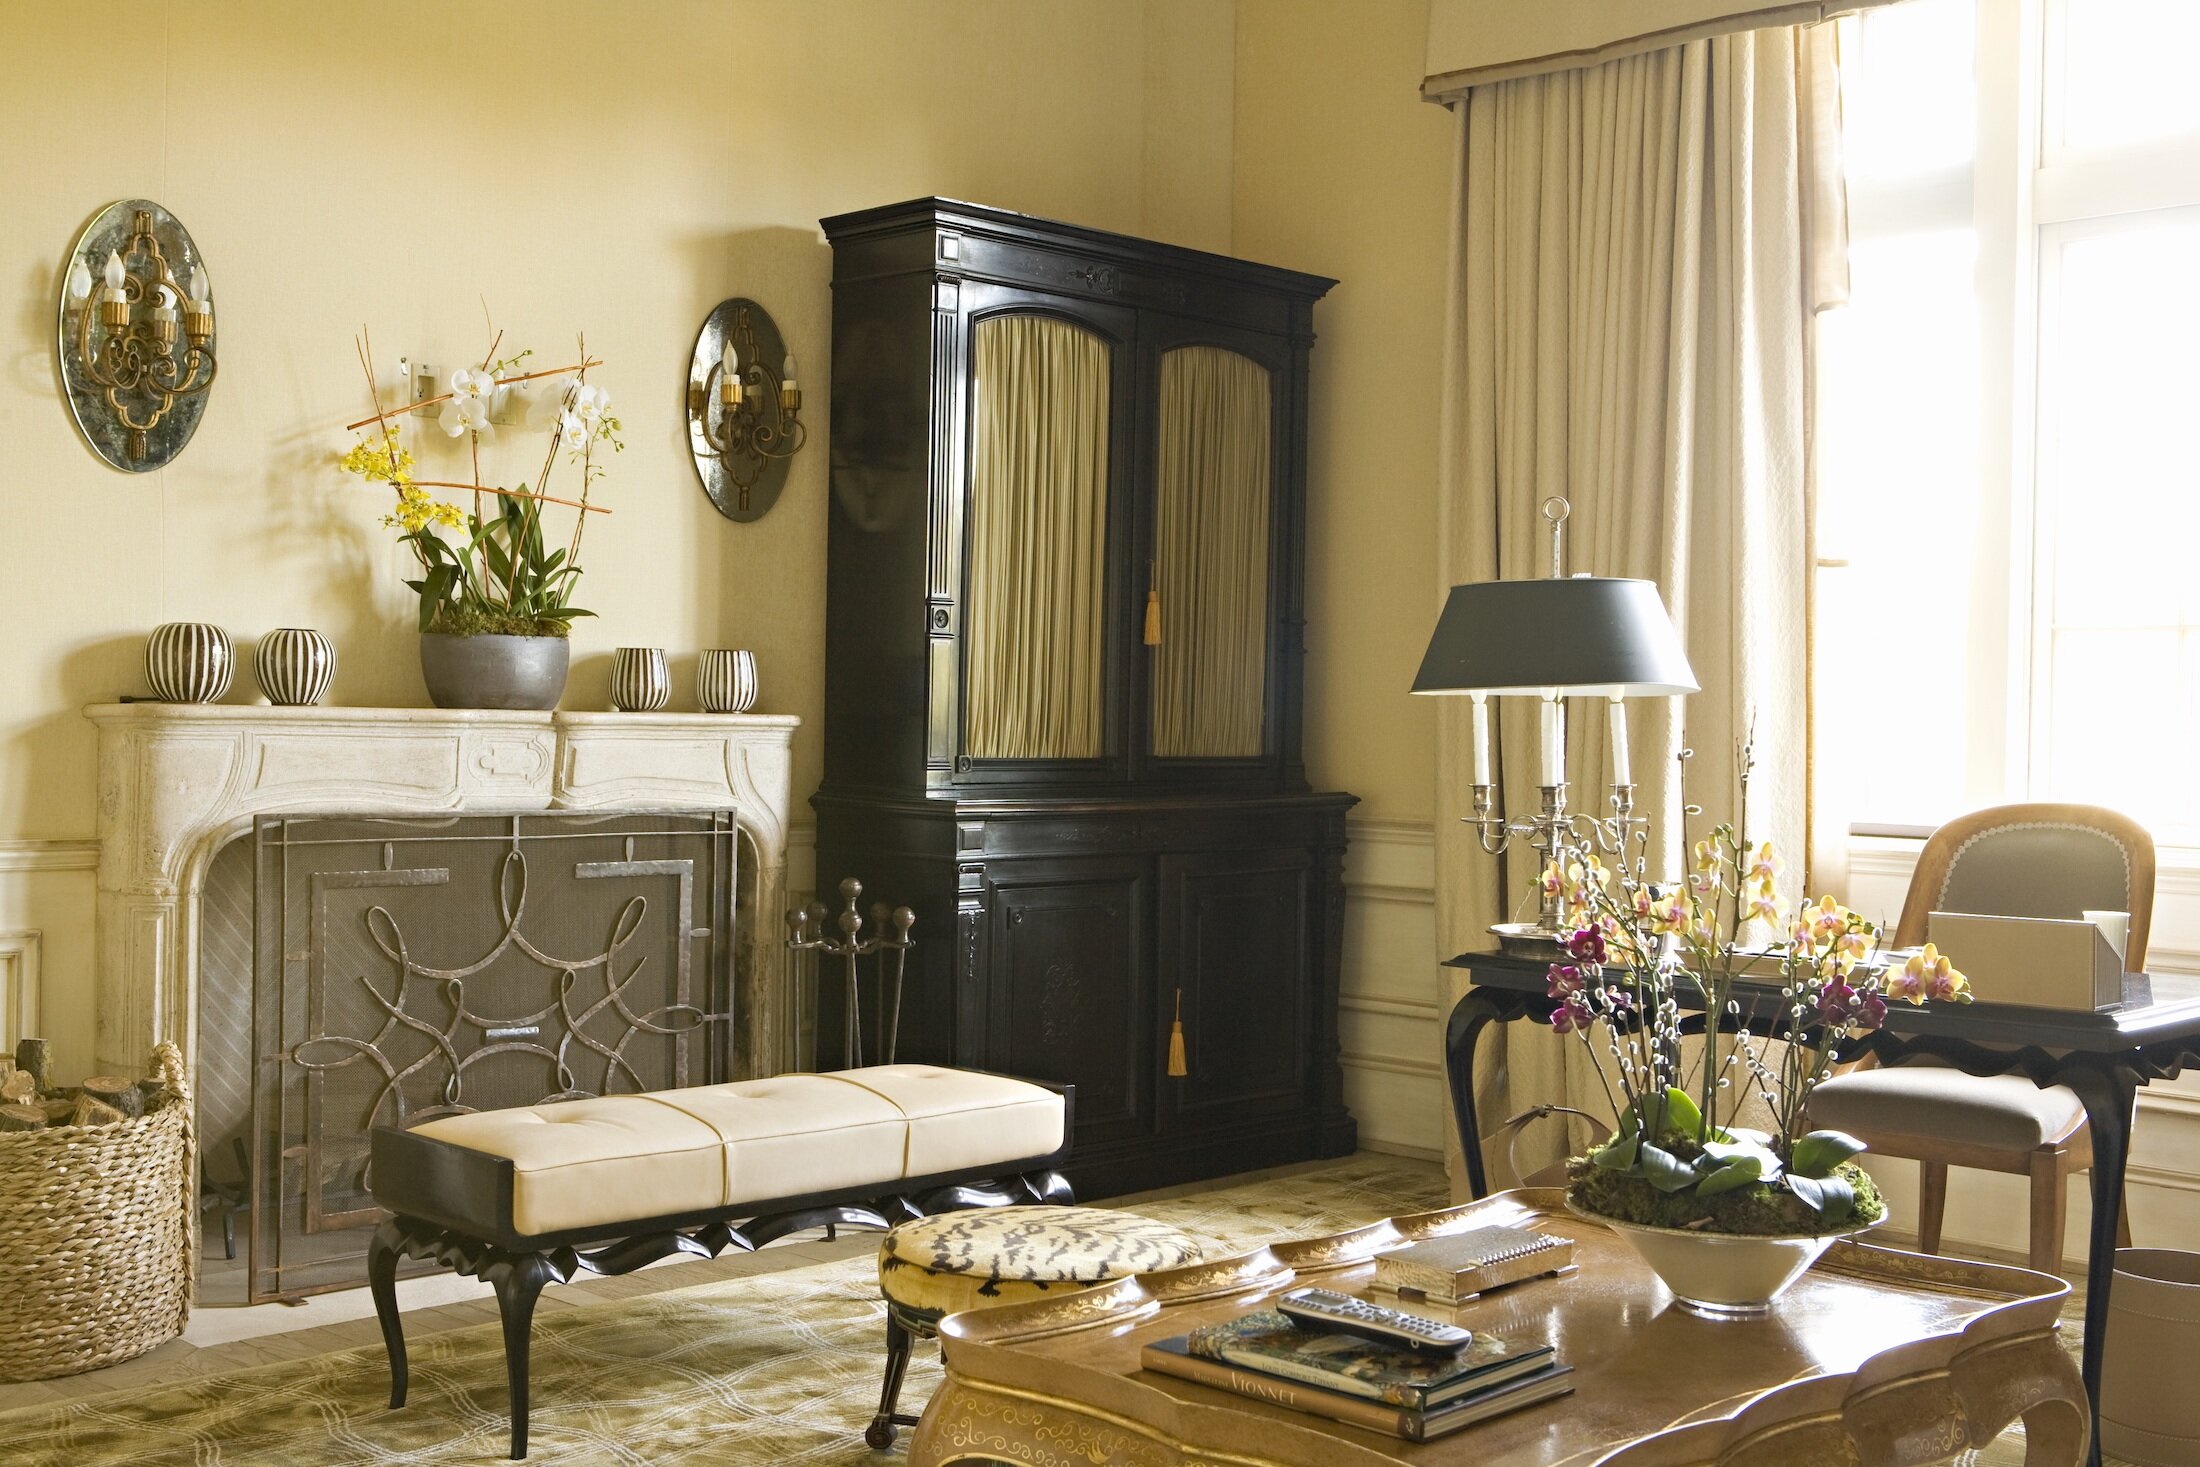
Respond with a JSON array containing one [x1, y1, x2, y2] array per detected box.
[[1276, 1286, 1473, 1354]]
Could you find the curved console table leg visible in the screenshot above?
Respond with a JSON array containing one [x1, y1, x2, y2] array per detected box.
[[1444, 989, 1526, 1199], [2053, 1060, 2139, 1467]]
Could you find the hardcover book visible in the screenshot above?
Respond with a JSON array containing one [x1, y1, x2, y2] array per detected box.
[[1144, 1336, 1574, 1442], [1181, 1309, 1555, 1409], [1371, 1224, 1575, 1304]]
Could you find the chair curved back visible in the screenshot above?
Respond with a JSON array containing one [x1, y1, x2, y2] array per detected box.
[[1891, 802, 2155, 968]]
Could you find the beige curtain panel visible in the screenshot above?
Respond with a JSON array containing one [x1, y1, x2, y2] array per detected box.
[[964, 315, 1112, 761], [1153, 346, 1272, 759], [1432, 23, 1844, 1194]]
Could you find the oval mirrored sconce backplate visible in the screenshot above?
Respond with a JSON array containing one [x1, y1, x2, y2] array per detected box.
[[57, 199, 217, 473], [686, 297, 806, 522]]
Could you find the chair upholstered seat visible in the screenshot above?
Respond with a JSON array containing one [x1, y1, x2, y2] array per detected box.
[[405, 1065, 1066, 1238], [878, 1205, 1203, 1328], [1811, 1067, 2085, 1152]]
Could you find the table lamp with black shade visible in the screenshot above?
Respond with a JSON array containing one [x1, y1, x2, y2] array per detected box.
[[1413, 497, 1698, 951]]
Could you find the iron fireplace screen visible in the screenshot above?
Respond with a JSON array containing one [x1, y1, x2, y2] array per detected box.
[[241, 811, 737, 1302]]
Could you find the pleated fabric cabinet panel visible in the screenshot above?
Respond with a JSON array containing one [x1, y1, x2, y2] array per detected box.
[[1152, 345, 1270, 758], [964, 315, 1111, 760]]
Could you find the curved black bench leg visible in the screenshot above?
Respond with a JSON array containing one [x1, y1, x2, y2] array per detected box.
[[491, 1253, 558, 1459], [367, 1219, 409, 1409]]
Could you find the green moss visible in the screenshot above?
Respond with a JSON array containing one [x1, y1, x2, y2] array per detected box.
[[1566, 1153, 1885, 1236], [427, 607, 573, 639]]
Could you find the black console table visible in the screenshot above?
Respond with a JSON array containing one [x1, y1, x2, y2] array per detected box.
[[1444, 949, 2200, 1467]]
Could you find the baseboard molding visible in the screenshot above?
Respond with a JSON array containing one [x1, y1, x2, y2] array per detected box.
[[1355, 1137, 1444, 1163]]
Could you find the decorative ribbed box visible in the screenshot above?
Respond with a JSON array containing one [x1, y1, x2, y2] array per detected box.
[[0, 1045, 194, 1381]]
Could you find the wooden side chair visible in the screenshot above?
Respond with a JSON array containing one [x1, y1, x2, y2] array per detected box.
[[1808, 803, 2153, 1275]]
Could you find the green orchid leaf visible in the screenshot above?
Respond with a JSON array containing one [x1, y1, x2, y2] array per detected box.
[[1696, 1157, 1763, 1196], [1618, 1106, 1642, 1140], [1652, 1086, 1704, 1142], [1783, 1172, 1856, 1220], [1790, 1130, 1867, 1179], [1589, 1133, 1641, 1172], [1634, 1142, 1701, 1194], [1701, 1137, 1784, 1185]]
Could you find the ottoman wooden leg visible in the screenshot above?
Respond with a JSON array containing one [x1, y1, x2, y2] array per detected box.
[[867, 1311, 920, 1449], [368, 1220, 409, 1409]]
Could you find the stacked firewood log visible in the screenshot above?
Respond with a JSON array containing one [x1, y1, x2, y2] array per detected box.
[[0, 1040, 174, 1131]]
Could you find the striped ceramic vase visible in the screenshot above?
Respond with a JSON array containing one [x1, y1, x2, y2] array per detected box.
[[698, 649, 759, 713], [610, 646, 671, 712], [145, 622, 234, 703], [254, 628, 335, 706]]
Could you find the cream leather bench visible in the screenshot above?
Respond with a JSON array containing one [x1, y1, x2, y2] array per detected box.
[[366, 1064, 1072, 1459]]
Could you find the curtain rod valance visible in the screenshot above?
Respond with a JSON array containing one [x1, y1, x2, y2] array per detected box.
[[1422, 0, 1903, 100]]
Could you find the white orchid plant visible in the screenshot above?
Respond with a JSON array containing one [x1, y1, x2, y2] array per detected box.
[[341, 335, 621, 638]]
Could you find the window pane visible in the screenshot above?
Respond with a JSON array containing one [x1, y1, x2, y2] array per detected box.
[[2053, 0, 2200, 151], [2044, 628, 2183, 824], [2035, 211, 2200, 837], [1842, 0, 1976, 180], [1815, 229, 1981, 825]]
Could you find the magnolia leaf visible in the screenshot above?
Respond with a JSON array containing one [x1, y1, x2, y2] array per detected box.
[[1634, 1142, 1700, 1194], [1790, 1130, 1867, 1179]]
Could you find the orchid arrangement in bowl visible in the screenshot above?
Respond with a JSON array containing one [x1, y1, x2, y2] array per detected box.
[[338, 334, 621, 638], [1546, 817, 1969, 1239]]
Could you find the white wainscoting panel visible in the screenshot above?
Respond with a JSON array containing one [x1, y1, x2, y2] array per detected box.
[[1844, 835, 2200, 1265], [1341, 818, 1445, 1160], [0, 839, 100, 1079]]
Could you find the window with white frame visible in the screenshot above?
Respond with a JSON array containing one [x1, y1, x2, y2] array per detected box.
[[1816, 0, 2200, 846]]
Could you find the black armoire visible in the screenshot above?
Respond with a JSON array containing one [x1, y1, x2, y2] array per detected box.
[[815, 199, 1356, 1199]]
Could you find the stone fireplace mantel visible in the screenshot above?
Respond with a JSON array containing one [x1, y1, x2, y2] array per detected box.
[[86, 702, 799, 1081]]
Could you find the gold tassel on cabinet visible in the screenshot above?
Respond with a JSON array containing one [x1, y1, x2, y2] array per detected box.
[[1143, 560, 1161, 645], [1167, 989, 1187, 1077]]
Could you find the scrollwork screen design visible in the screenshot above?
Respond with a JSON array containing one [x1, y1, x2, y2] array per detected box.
[[245, 812, 737, 1302]]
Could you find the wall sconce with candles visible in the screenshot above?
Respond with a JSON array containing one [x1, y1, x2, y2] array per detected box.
[[1411, 496, 1699, 952], [686, 297, 806, 523], [56, 199, 217, 472]]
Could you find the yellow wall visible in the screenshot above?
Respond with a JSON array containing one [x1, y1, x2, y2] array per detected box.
[[1235, 0, 1452, 824], [0, 0, 1239, 1076], [0, 0, 1456, 1094]]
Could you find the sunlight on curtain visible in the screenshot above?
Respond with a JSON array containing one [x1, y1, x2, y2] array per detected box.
[[965, 315, 1111, 760], [1153, 346, 1271, 758]]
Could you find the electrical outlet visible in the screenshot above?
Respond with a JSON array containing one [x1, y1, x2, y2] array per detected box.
[[412, 360, 442, 406]]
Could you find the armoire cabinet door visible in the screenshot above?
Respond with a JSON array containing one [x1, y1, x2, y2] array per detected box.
[[985, 858, 1154, 1146], [1149, 343, 1277, 761], [1157, 849, 1312, 1130], [958, 293, 1137, 777]]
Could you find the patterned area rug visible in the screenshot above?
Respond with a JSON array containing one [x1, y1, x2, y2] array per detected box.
[[0, 1156, 2125, 1465]]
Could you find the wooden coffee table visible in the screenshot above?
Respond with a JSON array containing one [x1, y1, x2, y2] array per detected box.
[[909, 1189, 2089, 1467]]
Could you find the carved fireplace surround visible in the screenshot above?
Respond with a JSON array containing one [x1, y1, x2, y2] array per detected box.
[[86, 703, 799, 1085]]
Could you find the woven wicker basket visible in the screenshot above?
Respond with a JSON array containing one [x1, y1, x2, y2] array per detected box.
[[0, 1044, 195, 1382]]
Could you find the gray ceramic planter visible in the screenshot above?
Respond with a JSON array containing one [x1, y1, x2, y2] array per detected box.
[[419, 633, 570, 711]]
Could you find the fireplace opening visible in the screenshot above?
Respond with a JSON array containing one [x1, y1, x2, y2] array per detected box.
[[197, 810, 740, 1304]]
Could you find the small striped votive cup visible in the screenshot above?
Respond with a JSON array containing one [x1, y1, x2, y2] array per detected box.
[[254, 628, 335, 706], [697, 649, 758, 713], [145, 622, 234, 703], [610, 646, 671, 712]]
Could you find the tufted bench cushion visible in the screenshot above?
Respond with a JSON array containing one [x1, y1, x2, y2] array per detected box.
[[380, 1065, 1067, 1243]]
